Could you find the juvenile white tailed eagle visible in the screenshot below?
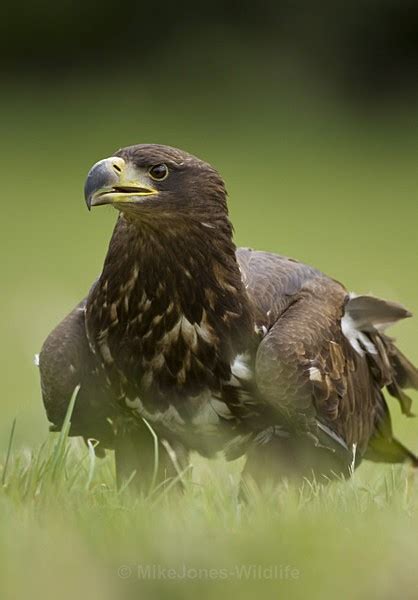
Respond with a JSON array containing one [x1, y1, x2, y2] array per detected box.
[[38, 144, 418, 489]]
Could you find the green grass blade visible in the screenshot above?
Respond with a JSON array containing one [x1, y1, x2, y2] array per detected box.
[[2, 418, 17, 486]]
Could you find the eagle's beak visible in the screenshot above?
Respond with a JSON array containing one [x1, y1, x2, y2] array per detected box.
[[84, 156, 158, 210]]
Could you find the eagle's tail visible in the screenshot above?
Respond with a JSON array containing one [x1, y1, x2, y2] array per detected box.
[[358, 299, 418, 468], [369, 340, 418, 467], [385, 342, 418, 414], [366, 431, 418, 467], [345, 294, 418, 466], [344, 294, 417, 413]]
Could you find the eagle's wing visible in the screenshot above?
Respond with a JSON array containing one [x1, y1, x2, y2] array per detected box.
[[38, 299, 116, 455], [39, 299, 189, 487], [237, 248, 418, 465]]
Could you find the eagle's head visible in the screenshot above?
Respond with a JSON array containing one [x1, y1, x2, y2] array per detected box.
[[84, 144, 228, 223]]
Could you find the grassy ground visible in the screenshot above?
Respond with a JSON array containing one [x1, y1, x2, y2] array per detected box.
[[2, 427, 418, 599], [1, 74, 418, 598]]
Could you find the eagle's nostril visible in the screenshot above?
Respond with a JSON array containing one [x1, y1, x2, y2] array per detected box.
[[110, 157, 126, 175]]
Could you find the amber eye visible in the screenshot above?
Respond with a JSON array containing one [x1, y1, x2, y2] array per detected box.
[[149, 163, 168, 181]]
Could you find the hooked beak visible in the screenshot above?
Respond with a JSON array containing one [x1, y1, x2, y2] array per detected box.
[[84, 156, 158, 210]]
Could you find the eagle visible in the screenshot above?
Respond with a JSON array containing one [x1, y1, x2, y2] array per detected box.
[[38, 144, 418, 490]]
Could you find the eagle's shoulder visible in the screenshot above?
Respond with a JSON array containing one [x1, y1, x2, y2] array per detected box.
[[236, 247, 346, 328]]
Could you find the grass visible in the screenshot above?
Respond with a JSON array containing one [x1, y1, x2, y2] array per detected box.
[[1, 72, 418, 598], [2, 415, 418, 600]]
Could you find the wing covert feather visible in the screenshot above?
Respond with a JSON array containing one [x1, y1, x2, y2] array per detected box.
[[39, 299, 116, 451]]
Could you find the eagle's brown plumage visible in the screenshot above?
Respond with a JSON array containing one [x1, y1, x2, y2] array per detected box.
[[39, 144, 418, 488]]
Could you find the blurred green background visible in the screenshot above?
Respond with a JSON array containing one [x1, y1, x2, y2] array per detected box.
[[1, 3, 418, 597]]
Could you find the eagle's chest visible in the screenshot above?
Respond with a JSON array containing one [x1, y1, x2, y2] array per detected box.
[[86, 281, 232, 409]]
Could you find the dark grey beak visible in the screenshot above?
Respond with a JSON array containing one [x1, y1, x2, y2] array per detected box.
[[84, 157, 126, 210]]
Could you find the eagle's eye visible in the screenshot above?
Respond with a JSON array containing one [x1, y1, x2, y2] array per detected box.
[[149, 163, 169, 181]]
